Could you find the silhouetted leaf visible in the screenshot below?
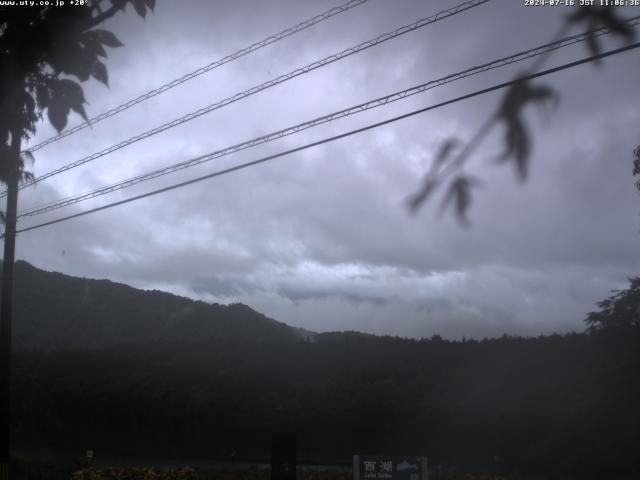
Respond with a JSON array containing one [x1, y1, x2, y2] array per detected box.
[[587, 33, 601, 59], [23, 92, 35, 118], [108, 0, 128, 11], [35, 83, 50, 110], [49, 45, 94, 81], [91, 60, 109, 86], [133, 0, 147, 18], [496, 77, 558, 180], [47, 96, 70, 133], [439, 175, 481, 227], [433, 139, 459, 168], [17, 151, 36, 184], [407, 139, 459, 213], [21, 150, 34, 166], [568, 6, 636, 63], [144, 0, 156, 11], [53, 79, 88, 123], [19, 170, 35, 184], [408, 178, 438, 214], [0, 146, 10, 173], [81, 31, 108, 58], [90, 29, 124, 48]]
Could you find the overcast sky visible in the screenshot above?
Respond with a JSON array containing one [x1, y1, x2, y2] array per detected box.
[[11, 0, 640, 339]]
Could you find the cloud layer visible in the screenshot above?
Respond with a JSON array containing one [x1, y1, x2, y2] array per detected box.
[[12, 0, 640, 338]]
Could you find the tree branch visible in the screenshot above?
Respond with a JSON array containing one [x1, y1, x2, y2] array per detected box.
[[84, 0, 128, 31]]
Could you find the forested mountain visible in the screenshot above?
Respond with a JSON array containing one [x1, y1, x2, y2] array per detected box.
[[4, 260, 311, 349], [5, 261, 640, 478]]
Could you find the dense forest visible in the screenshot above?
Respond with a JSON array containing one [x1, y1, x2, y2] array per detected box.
[[6, 262, 640, 479]]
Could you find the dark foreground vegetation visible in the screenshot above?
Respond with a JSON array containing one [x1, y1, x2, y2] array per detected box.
[[12, 328, 640, 479], [5, 262, 640, 479], [9, 460, 511, 480]]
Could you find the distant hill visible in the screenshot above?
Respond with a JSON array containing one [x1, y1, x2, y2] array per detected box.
[[6, 262, 640, 476], [3, 260, 314, 350]]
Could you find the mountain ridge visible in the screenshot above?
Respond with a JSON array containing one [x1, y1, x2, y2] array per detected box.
[[3, 260, 318, 350]]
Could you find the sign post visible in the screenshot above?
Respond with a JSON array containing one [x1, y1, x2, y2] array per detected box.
[[271, 432, 296, 480]]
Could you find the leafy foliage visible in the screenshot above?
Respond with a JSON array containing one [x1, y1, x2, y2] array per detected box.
[[408, 140, 459, 213], [0, 0, 155, 185], [70, 465, 356, 480], [494, 78, 558, 180], [72, 467, 197, 480], [132, 0, 157, 19], [438, 175, 481, 227], [0, 148, 35, 188], [47, 79, 89, 132], [585, 277, 640, 332], [409, 5, 636, 224], [567, 6, 636, 61]]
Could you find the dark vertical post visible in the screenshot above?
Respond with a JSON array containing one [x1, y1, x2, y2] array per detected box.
[[271, 432, 296, 480], [420, 457, 428, 480], [353, 455, 360, 480], [0, 128, 21, 479]]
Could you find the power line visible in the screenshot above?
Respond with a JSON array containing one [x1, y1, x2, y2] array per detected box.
[[11, 41, 640, 237], [4, 0, 491, 199], [24, 0, 372, 154], [16, 18, 640, 218]]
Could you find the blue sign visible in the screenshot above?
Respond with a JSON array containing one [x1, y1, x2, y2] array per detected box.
[[353, 456, 428, 480]]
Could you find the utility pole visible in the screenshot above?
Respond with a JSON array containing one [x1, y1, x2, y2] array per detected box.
[[0, 5, 151, 476], [0, 103, 23, 480]]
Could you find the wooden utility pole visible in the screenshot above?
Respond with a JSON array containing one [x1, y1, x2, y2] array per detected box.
[[0, 5, 152, 476], [0, 124, 22, 479]]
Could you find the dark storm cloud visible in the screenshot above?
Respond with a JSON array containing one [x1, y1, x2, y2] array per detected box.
[[11, 0, 640, 338]]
